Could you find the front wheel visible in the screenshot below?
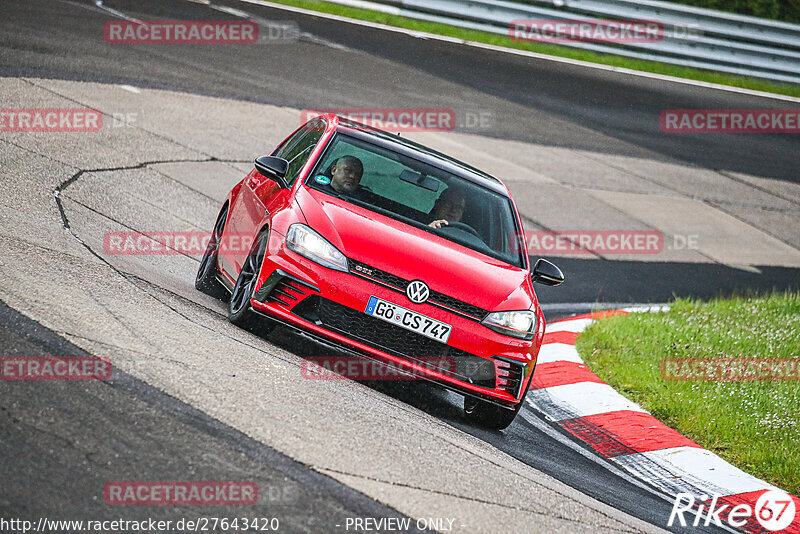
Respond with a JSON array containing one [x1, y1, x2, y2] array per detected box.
[[228, 231, 274, 335], [195, 206, 229, 300], [463, 396, 523, 430]]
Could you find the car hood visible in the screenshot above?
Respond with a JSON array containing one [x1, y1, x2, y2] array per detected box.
[[295, 185, 534, 312]]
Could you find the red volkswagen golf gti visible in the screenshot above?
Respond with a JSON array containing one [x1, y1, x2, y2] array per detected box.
[[196, 114, 563, 429]]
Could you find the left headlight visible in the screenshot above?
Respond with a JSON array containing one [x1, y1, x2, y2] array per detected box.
[[286, 224, 348, 272], [481, 310, 536, 340]]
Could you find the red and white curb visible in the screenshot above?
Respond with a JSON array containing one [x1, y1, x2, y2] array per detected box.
[[527, 309, 800, 533]]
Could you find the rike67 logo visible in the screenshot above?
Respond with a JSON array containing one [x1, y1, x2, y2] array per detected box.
[[669, 490, 797, 531]]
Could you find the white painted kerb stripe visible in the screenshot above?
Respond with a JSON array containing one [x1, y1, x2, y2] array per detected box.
[[546, 318, 594, 333], [543, 382, 648, 419], [537, 343, 583, 364], [623, 447, 778, 496]]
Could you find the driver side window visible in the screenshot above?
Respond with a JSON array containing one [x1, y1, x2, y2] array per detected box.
[[273, 119, 325, 186]]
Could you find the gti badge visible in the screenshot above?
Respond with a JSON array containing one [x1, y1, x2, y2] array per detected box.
[[406, 280, 429, 304], [355, 264, 373, 276]]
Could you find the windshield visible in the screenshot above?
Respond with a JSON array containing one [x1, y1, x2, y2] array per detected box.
[[306, 134, 525, 268]]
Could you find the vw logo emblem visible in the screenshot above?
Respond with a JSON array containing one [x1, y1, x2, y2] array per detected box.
[[406, 280, 429, 304]]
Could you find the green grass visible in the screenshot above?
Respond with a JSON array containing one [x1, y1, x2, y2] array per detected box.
[[264, 0, 800, 98], [576, 293, 800, 494]]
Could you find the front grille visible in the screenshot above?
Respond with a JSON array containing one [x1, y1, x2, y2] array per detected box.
[[294, 296, 495, 388], [495, 358, 524, 398], [429, 291, 487, 319], [349, 259, 407, 288], [348, 259, 489, 320]]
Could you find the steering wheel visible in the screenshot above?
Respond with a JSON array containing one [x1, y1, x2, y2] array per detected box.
[[439, 221, 483, 240]]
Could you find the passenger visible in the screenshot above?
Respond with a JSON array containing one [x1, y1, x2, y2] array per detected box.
[[428, 187, 466, 229]]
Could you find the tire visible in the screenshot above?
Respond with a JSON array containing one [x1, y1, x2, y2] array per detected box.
[[195, 205, 229, 300], [228, 230, 275, 335], [463, 396, 522, 430], [465, 361, 537, 430]]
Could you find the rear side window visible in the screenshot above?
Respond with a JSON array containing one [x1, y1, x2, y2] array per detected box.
[[274, 119, 325, 185]]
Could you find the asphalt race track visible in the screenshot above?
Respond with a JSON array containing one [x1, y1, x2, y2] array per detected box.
[[1, 0, 799, 533], [0, 301, 428, 534], [5, 0, 800, 181]]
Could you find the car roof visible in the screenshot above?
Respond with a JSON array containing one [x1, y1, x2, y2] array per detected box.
[[330, 115, 511, 197]]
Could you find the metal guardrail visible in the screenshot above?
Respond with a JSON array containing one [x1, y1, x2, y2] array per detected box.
[[326, 0, 800, 84]]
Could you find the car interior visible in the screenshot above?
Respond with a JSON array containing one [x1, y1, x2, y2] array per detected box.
[[307, 135, 524, 267]]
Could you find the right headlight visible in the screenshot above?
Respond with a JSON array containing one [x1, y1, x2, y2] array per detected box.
[[481, 310, 536, 340], [286, 224, 348, 272]]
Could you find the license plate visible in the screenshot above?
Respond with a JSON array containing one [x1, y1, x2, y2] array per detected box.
[[365, 296, 452, 343]]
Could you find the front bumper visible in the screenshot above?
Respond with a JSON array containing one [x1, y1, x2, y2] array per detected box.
[[247, 231, 537, 408]]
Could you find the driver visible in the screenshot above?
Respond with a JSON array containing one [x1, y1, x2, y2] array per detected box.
[[329, 155, 364, 195], [428, 187, 466, 229], [315, 155, 374, 202]]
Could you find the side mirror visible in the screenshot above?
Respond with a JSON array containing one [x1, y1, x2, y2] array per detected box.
[[532, 259, 564, 286], [254, 155, 289, 188]]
